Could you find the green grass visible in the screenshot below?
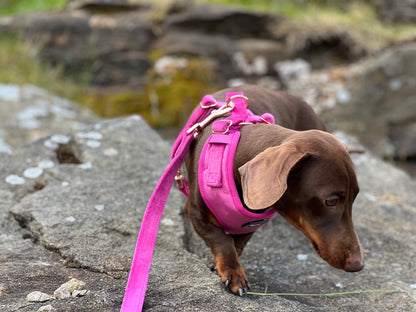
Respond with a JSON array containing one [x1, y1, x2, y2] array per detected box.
[[0, 0, 415, 124], [0, 33, 87, 105], [136, 0, 416, 49], [0, 1, 86, 105], [206, 0, 415, 48], [283, 2, 416, 50], [0, 0, 67, 17]]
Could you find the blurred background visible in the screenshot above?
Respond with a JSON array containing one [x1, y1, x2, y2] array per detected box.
[[0, 0, 415, 175]]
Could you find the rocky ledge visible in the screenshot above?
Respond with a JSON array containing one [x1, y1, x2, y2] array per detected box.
[[1, 86, 416, 311]]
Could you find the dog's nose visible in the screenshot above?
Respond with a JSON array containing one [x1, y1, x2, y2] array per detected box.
[[345, 258, 364, 272]]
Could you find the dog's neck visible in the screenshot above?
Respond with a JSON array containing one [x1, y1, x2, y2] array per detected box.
[[234, 124, 295, 169], [232, 124, 294, 205]]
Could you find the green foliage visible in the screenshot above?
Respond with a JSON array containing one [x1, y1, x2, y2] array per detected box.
[[0, 33, 87, 105], [138, 0, 416, 49], [0, 0, 84, 104], [1, 0, 415, 129], [84, 57, 219, 128], [0, 0, 67, 16], [282, 2, 416, 50]]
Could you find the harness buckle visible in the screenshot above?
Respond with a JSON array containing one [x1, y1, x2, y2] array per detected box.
[[186, 102, 235, 136]]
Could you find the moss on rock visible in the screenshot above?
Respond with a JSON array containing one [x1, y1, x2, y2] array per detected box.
[[84, 56, 219, 128]]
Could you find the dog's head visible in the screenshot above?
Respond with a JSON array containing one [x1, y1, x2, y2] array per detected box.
[[238, 130, 364, 272]]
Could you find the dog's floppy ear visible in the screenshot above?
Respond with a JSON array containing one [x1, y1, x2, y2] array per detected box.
[[238, 145, 309, 210]]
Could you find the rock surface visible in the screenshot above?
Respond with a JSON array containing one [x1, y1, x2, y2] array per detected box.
[[1, 1, 414, 164], [287, 41, 416, 160], [0, 1, 366, 93], [1, 86, 416, 311], [376, 0, 416, 24], [0, 84, 99, 152]]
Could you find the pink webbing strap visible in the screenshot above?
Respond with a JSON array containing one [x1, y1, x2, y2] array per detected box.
[[120, 136, 192, 312], [120, 95, 218, 312]]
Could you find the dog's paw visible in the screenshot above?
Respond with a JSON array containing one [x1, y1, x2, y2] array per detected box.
[[213, 257, 250, 296]]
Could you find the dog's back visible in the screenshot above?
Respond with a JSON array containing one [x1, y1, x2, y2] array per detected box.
[[212, 85, 327, 132]]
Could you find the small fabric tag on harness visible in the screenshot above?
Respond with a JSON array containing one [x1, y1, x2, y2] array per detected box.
[[206, 135, 233, 187]]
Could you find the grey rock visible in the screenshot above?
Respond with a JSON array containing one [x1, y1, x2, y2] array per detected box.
[[0, 84, 99, 151], [1, 86, 416, 311], [37, 304, 56, 312], [0, 2, 367, 95], [53, 286, 71, 300], [274, 58, 311, 83], [377, 0, 416, 23], [66, 0, 144, 12], [0, 8, 155, 90], [0, 283, 7, 296], [60, 278, 86, 293], [288, 41, 416, 160], [53, 278, 86, 299], [164, 3, 282, 39], [72, 289, 90, 297], [26, 291, 51, 302]]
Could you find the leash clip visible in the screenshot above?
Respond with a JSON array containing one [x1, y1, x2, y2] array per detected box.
[[186, 102, 235, 136]]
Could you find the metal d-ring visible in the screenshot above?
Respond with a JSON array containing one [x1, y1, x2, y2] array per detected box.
[[200, 99, 218, 109], [226, 94, 249, 108], [212, 120, 233, 135]]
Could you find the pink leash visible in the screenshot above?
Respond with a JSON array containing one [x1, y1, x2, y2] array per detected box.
[[120, 95, 226, 311], [120, 137, 192, 311]]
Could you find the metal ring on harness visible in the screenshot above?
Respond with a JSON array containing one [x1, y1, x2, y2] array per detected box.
[[212, 120, 233, 135], [200, 99, 218, 109], [226, 94, 249, 107]]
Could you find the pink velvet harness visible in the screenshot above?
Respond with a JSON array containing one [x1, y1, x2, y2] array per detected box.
[[197, 92, 277, 234]]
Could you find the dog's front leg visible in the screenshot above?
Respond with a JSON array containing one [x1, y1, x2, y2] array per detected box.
[[232, 233, 254, 257], [184, 200, 249, 296]]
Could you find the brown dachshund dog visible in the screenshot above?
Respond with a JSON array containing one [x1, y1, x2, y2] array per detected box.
[[184, 85, 364, 296]]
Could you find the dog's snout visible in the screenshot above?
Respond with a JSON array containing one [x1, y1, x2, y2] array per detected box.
[[344, 257, 364, 272]]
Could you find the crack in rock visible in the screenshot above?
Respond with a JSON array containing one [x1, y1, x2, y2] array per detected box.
[[55, 143, 82, 164]]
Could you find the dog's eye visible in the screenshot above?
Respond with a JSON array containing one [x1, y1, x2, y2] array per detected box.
[[325, 198, 338, 207]]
